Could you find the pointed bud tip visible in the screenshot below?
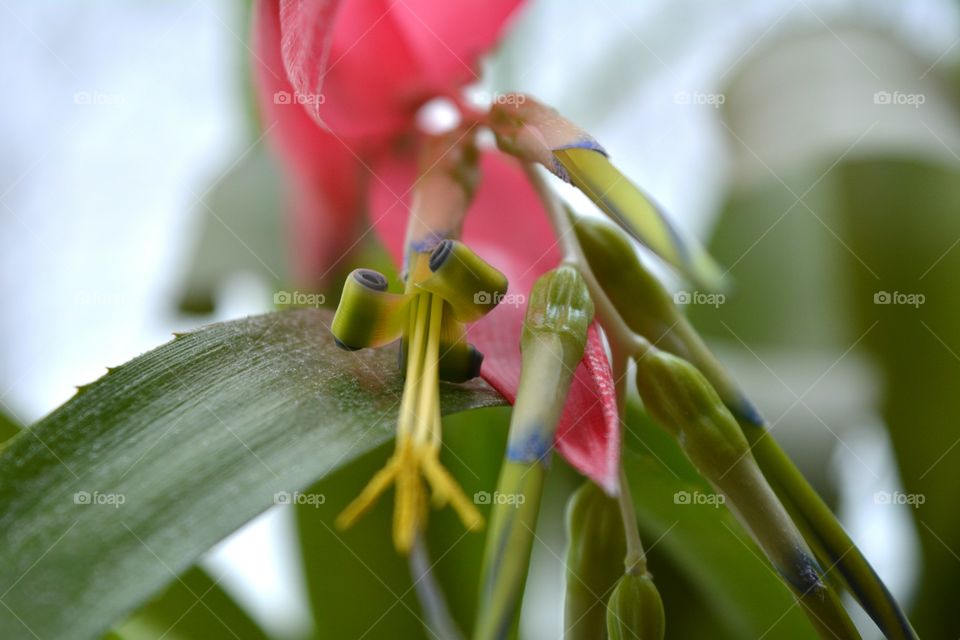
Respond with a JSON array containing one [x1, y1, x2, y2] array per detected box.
[[523, 265, 594, 353], [606, 573, 665, 640]]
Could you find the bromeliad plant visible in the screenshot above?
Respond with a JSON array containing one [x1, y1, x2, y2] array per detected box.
[[0, 2, 922, 640], [255, 1, 916, 638]]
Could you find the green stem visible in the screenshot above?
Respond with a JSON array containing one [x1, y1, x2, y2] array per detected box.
[[523, 165, 639, 353], [410, 534, 465, 640], [611, 347, 647, 576], [523, 163, 578, 263], [475, 333, 580, 640], [617, 466, 646, 575]]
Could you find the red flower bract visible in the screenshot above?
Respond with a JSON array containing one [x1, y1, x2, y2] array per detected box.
[[253, 0, 621, 492]]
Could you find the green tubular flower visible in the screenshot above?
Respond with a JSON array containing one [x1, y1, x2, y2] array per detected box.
[[331, 268, 410, 351], [473, 461, 544, 640], [488, 94, 723, 291], [572, 214, 917, 639], [634, 348, 861, 640], [475, 266, 594, 640], [564, 482, 627, 640], [606, 573, 665, 640], [418, 239, 509, 322], [331, 132, 504, 554]]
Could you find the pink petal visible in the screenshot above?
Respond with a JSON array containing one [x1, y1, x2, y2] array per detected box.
[[278, 0, 523, 138], [390, 0, 524, 89], [368, 148, 621, 492], [556, 325, 620, 494], [254, 0, 367, 283]]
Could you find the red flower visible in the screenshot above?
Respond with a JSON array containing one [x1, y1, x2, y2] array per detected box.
[[252, 0, 621, 494]]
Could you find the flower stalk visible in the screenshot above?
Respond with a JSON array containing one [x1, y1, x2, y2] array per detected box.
[[570, 211, 916, 639], [475, 266, 594, 640], [332, 133, 505, 553]]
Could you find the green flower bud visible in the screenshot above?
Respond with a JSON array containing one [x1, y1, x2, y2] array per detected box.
[[634, 349, 749, 474], [417, 240, 508, 322], [572, 213, 675, 336], [509, 266, 594, 464], [634, 349, 861, 638], [575, 213, 892, 635], [572, 198, 901, 639], [331, 269, 410, 351], [474, 268, 595, 640], [488, 94, 721, 291], [521, 264, 594, 359], [572, 212, 762, 426], [564, 482, 626, 640], [606, 573, 665, 640]]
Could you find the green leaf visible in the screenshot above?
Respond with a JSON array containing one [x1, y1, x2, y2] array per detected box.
[[112, 566, 269, 640], [0, 407, 21, 447], [837, 158, 960, 638], [0, 309, 502, 640]]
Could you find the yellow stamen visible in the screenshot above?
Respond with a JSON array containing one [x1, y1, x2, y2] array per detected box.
[[334, 455, 401, 529], [336, 255, 485, 553], [398, 293, 429, 439], [421, 450, 483, 530], [415, 295, 444, 444]]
